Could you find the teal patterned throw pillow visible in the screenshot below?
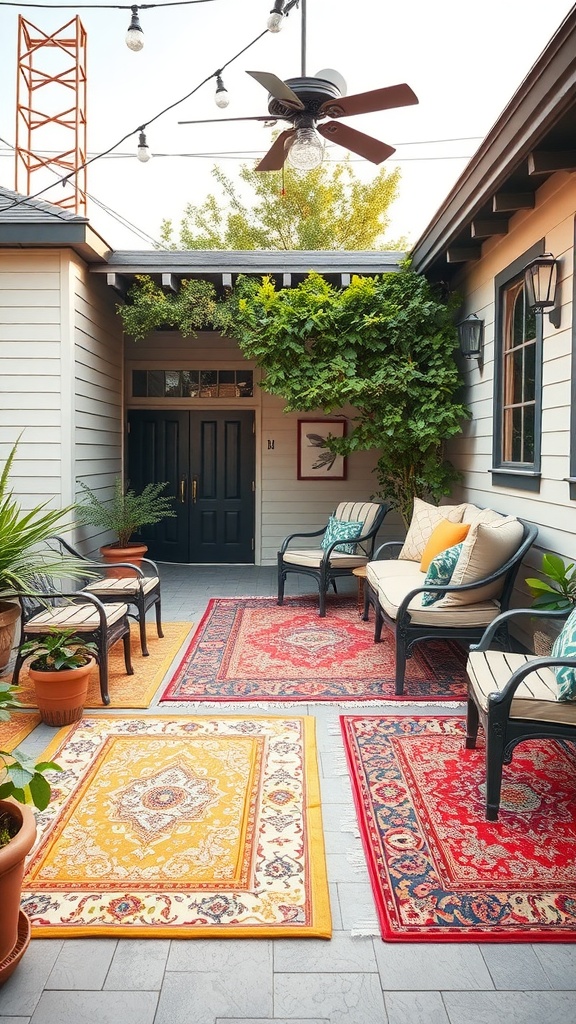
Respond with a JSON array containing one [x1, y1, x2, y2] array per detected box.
[[551, 607, 576, 700], [421, 542, 464, 607], [321, 516, 363, 555]]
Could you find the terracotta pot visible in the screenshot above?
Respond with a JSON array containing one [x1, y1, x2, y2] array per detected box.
[[0, 799, 35, 986], [99, 542, 148, 579], [0, 601, 21, 675], [28, 657, 95, 726]]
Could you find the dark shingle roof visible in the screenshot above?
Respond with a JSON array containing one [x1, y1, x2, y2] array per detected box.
[[0, 185, 88, 224]]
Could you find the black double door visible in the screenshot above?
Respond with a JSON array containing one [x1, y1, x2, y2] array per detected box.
[[127, 410, 255, 564]]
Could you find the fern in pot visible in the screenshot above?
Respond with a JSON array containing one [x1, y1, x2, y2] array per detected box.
[[76, 477, 176, 571]]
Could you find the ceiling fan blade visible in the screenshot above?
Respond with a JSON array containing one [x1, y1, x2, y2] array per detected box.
[[179, 115, 278, 125], [246, 71, 305, 109], [255, 129, 295, 171], [317, 122, 395, 164], [320, 83, 418, 118]]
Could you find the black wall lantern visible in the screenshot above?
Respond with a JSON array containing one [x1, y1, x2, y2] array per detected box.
[[457, 313, 484, 360], [523, 252, 561, 328]]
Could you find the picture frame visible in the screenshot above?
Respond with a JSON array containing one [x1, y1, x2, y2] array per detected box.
[[297, 419, 347, 480]]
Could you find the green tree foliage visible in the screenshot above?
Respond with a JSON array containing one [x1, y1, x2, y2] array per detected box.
[[159, 160, 405, 251], [219, 268, 469, 525], [118, 275, 219, 342]]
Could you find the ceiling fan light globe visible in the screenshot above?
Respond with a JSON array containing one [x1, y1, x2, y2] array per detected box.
[[314, 68, 347, 96], [286, 128, 324, 171]]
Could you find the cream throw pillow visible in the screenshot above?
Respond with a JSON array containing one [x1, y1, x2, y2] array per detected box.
[[438, 515, 524, 607], [399, 498, 468, 562]]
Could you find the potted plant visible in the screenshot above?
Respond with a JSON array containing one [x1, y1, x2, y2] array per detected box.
[[0, 680, 60, 985], [0, 438, 90, 674], [76, 477, 176, 571], [525, 553, 576, 654], [19, 629, 98, 727]]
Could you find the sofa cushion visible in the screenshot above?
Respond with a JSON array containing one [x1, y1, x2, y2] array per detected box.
[[420, 521, 470, 572], [321, 515, 363, 554], [421, 542, 464, 606], [284, 548, 368, 570], [398, 498, 468, 562], [467, 649, 576, 724], [373, 573, 500, 627], [551, 607, 576, 700], [438, 516, 524, 607]]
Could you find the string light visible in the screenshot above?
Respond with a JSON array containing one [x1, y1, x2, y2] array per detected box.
[[267, 0, 285, 32], [125, 5, 144, 50], [137, 130, 152, 162], [214, 74, 229, 109]]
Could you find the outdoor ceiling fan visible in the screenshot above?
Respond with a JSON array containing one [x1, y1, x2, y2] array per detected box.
[[178, 0, 418, 172], [180, 69, 418, 172]]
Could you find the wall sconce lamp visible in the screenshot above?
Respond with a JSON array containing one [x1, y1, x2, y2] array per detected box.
[[457, 313, 484, 361], [524, 252, 561, 328]]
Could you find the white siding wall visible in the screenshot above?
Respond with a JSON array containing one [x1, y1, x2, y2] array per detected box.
[[126, 330, 398, 564], [449, 171, 576, 629]]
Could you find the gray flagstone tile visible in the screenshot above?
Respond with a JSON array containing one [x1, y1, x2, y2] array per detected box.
[[0, 942, 63, 1017], [29, 991, 158, 1024], [275, 971, 385, 1024], [442, 990, 576, 1024], [373, 942, 493, 990], [480, 944, 552, 990], [274, 932, 377, 973], [155, 970, 272, 1024], [104, 939, 170, 990], [532, 944, 576, 988], [166, 937, 272, 973], [384, 991, 450, 1024], [46, 938, 117, 990]]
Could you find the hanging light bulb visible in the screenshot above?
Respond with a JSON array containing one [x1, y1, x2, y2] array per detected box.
[[267, 0, 285, 32], [286, 128, 324, 171], [137, 131, 152, 163], [214, 74, 230, 109], [126, 6, 144, 51]]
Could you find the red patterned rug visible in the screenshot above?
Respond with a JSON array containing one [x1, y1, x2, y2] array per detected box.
[[160, 597, 468, 703], [341, 714, 576, 942]]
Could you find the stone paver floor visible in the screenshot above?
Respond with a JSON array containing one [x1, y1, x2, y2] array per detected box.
[[2, 564, 576, 1023]]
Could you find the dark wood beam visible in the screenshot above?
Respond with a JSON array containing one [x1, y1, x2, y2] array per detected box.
[[446, 247, 481, 263], [492, 192, 535, 212], [528, 150, 576, 175], [161, 273, 179, 293], [471, 217, 510, 238], [106, 273, 128, 299]]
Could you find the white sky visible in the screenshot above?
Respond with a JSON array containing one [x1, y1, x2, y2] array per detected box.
[[0, 0, 574, 250]]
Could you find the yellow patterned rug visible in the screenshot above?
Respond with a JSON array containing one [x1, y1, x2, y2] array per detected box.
[[8, 623, 191, 710], [0, 711, 41, 751], [22, 715, 331, 938]]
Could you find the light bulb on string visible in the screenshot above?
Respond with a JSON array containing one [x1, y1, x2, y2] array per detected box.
[[137, 131, 152, 162], [214, 74, 230, 109], [286, 128, 324, 171], [267, 1, 285, 32], [126, 6, 144, 51]]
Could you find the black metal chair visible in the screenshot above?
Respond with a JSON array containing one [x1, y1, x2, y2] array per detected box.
[[365, 519, 539, 695], [48, 536, 163, 657], [278, 501, 390, 617], [466, 606, 576, 820], [12, 578, 133, 706]]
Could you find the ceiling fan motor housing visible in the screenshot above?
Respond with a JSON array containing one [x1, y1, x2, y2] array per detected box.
[[267, 77, 344, 121]]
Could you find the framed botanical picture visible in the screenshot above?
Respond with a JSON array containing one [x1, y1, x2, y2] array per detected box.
[[297, 419, 347, 480]]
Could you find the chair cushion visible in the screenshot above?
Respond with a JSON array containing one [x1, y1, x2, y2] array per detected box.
[[24, 601, 128, 632], [283, 548, 368, 570], [399, 498, 468, 562], [83, 576, 159, 598], [551, 607, 576, 700], [438, 516, 524, 607], [467, 649, 576, 724], [321, 515, 363, 554], [370, 570, 500, 627], [421, 542, 464, 606], [420, 521, 470, 572]]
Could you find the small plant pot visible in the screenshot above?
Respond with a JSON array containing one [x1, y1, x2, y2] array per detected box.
[[28, 658, 95, 726], [0, 601, 21, 675], [0, 799, 36, 986], [99, 542, 148, 579]]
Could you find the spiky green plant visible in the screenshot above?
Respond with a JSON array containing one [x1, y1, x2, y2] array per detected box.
[[0, 681, 61, 815], [76, 477, 176, 547], [0, 439, 89, 596]]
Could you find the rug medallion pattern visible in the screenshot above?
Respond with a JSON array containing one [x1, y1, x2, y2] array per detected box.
[[22, 715, 331, 937], [341, 715, 576, 941], [160, 597, 468, 703]]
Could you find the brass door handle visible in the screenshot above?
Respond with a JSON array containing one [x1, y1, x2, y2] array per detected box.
[[192, 477, 198, 504], [179, 477, 187, 503]]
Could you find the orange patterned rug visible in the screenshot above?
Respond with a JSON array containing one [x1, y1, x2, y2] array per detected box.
[[22, 714, 331, 938], [7, 623, 191, 710], [0, 711, 41, 751]]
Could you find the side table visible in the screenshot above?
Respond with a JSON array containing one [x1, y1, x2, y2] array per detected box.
[[352, 565, 368, 618]]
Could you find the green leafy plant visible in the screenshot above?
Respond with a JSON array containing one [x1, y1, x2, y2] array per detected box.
[[526, 553, 576, 612], [76, 477, 176, 547], [19, 629, 98, 672], [118, 275, 219, 341], [0, 437, 89, 596], [0, 681, 61, 818]]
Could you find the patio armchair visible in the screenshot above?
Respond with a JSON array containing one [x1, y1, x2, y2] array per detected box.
[[278, 501, 390, 617], [466, 606, 576, 820], [12, 581, 133, 706], [47, 535, 163, 657]]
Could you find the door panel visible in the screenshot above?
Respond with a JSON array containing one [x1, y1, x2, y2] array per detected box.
[[128, 410, 255, 564]]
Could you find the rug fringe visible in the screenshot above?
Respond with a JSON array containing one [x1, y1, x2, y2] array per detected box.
[[346, 850, 370, 872], [350, 924, 380, 937], [340, 813, 361, 836], [160, 699, 466, 709]]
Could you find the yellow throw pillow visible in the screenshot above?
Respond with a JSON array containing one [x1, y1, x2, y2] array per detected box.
[[420, 520, 471, 572]]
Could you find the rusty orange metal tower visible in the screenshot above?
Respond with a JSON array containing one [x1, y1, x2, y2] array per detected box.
[[15, 15, 87, 215]]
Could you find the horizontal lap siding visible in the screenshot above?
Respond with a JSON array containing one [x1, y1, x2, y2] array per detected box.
[[447, 173, 576, 640], [0, 250, 67, 508]]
